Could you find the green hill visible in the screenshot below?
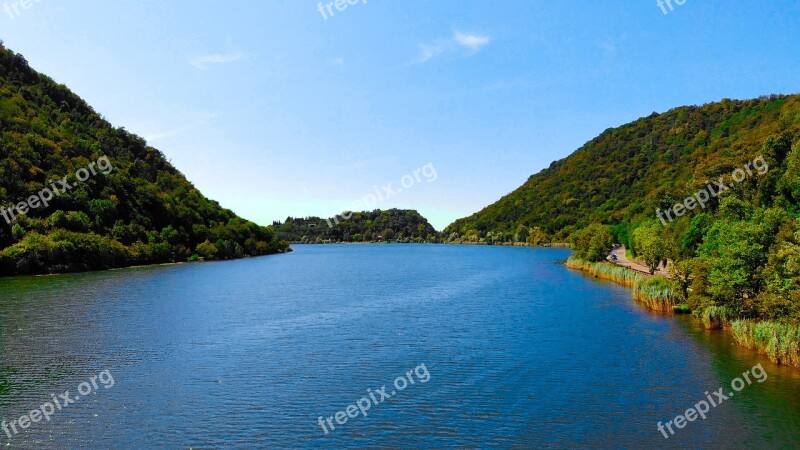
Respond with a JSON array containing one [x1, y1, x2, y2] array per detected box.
[[446, 94, 800, 244], [0, 44, 289, 276], [274, 209, 438, 243]]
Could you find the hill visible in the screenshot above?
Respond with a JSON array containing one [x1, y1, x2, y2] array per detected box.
[[273, 209, 438, 243], [446, 94, 800, 244], [0, 44, 289, 276]]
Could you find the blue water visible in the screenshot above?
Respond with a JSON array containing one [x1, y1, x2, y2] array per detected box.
[[0, 244, 799, 448]]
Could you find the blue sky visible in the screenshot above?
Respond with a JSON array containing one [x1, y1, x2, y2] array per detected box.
[[1, 0, 799, 230]]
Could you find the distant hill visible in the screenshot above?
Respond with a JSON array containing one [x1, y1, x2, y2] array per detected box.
[[0, 44, 289, 275], [274, 209, 438, 243]]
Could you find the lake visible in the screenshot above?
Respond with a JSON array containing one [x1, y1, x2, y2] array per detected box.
[[0, 244, 799, 448]]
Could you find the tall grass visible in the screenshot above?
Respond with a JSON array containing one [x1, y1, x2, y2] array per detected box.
[[702, 305, 734, 330], [732, 320, 800, 367], [673, 304, 692, 314], [565, 258, 643, 288], [567, 257, 679, 312], [633, 276, 680, 312]]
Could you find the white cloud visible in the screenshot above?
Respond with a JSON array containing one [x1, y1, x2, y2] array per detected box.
[[412, 41, 449, 65], [189, 52, 244, 70], [409, 31, 491, 65], [454, 32, 491, 51]]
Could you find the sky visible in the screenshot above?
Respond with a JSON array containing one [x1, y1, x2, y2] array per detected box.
[[1, 1, 799, 230]]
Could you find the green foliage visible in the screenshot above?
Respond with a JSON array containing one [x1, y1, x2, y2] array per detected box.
[[635, 276, 679, 300], [0, 45, 288, 276], [778, 142, 800, 204], [195, 240, 219, 260], [567, 258, 680, 312], [570, 223, 613, 261], [702, 305, 734, 330], [273, 209, 438, 243], [65, 211, 91, 232], [681, 213, 712, 256], [633, 276, 681, 312], [673, 304, 691, 314], [0, 230, 129, 274], [668, 259, 693, 301], [565, 258, 644, 288], [630, 220, 667, 274], [10, 223, 25, 241], [610, 224, 631, 248], [732, 320, 800, 366]]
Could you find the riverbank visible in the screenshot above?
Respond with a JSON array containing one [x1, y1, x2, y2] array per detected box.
[[290, 240, 571, 247], [565, 258, 681, 312], [566, 257, 800, 368]]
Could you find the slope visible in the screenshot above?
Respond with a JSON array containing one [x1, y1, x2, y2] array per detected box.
[[0, 44, 289, 276], [446, 94, 800, 242]]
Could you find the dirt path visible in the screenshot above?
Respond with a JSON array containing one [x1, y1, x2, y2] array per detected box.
[[607, 245, 669, 276]]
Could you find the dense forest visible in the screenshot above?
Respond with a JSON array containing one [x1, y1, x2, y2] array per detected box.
[[0, 43, 289, 276], [446, 94, 800, 365], [274, 209, 439, 243]]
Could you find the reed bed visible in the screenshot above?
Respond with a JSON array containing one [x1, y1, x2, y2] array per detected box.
[[633, 276, 680, 312], [567, 258, 680, 312], [568, 258, 800, 367], [672, 304, 691, 314], [565, 258, 643, 288], [732, 320, 800, 367], [702, 305, 734, 330]]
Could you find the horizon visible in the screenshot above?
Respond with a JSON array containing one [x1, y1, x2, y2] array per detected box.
[[2, 1, 799, 230]]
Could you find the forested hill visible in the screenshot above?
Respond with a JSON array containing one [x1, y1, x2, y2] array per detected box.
[[445, 94, 800, 243], [0, 44, 289, 276], [274, 209, 439, 243]]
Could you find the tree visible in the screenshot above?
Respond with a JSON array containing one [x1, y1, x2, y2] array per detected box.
[[631, 220, 667, 274], [516, 226, 530, 243], [669, 259, 693, 301], [528, 227, 550, 246], [196, 240, 219, 260], [570, 223, 613, 262], [756, 218, 800, 319]]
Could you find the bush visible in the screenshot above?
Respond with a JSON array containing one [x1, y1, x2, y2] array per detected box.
[[196, 240, 219, 261], [0, 230, 130, 275], [570, 224, 613, 262]]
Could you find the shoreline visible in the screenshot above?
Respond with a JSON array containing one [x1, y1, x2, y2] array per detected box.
[[287, 241, 571, 248], [566, 257, 800, 369], [3, 248, 293, 280]]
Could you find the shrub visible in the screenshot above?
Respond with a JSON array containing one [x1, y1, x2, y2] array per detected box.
[[570, 224, 614, 262], [196, 240, 219, 261]]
